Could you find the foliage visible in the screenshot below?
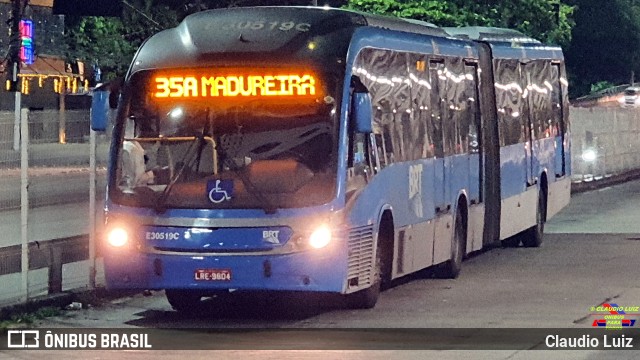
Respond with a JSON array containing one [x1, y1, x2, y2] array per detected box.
[[74, 0, 640, 98], [590, 81, 616, 94], [565, 0, 640, 97], [0, 307, 61, 330], [64, 0, 575, 80], [64, 0, 179, 81], [344, 0, 575, 47]]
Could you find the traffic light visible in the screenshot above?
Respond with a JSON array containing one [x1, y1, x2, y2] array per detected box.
[[52, 0, 123, 17]]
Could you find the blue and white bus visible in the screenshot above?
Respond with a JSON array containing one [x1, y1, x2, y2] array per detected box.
[[94, 6, 571, 311]]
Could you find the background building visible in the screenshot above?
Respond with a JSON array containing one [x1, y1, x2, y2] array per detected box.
[[0, 0, 88, 111]]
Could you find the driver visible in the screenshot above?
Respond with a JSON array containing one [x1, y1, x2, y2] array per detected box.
[[121, 140, 155, 188]]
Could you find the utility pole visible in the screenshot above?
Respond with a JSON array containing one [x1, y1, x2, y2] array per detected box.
[[9, 0, 26, 151], [8, 0, 21, 92]]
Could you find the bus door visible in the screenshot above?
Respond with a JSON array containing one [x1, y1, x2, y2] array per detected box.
[[441, 56, 475, 209], [464, 61, 482, 206], [551, 62, 566, 177], [521, 60, 535, 187]]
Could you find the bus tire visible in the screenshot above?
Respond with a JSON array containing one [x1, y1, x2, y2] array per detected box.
[[521, 190, 546, 248], [435, 207, 466, 279], [165, 290, 203, 313]]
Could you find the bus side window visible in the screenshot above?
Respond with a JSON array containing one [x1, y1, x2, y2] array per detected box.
[[408, 54, 433, 159], [354, 47, 400, 167], [429, 60, 445, 158], [550, 63, 563, 137], [464, 63, 480, 153], [375, 129, 395, 167], [494, 59, 524, 146], [349, 132, 370, 178], [369, 133, 381, 173]]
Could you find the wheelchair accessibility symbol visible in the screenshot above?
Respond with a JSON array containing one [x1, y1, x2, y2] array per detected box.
[[207, 179, 234, 203]]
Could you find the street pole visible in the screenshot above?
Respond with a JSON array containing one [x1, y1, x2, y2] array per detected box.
[[20, 108, 29, 302], [10, 0, 29, 302], [10, 0, 24, 151]]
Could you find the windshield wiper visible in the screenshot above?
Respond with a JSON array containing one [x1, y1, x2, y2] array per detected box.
[[215, 145, 277, 215], [155, 135, 204, 213]]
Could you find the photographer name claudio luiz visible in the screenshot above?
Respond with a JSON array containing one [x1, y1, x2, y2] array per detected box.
[[546, 334, 634, 349]]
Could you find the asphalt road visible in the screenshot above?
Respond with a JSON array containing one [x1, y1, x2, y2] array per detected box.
[[6, 180, 640, 359], [0, 167, 107, 210]]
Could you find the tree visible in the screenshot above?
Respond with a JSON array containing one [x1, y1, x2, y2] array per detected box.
[[345, 0, 575, 47], [64, 0, 179, 81], [65, 0, 575, 82], [590, 81, 616, 94], [565, 0, 640, 97]]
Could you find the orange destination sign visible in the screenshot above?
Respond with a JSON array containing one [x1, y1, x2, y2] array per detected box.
[[154, 74, 317, 98]]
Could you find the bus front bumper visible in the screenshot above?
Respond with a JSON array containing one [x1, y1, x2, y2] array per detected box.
[[103, 248, 347, 293]]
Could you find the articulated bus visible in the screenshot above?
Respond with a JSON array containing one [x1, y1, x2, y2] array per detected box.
[[93, 6, 571, 311]]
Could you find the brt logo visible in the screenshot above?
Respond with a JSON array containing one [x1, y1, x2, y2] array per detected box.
[[262, 230, 280, 244]]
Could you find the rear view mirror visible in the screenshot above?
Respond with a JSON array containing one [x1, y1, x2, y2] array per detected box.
[[352, 92, 373, 134], [91, 90, 109, 132]]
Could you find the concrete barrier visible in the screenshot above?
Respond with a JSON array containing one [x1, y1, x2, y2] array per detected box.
[[570, 106, 640, 182]]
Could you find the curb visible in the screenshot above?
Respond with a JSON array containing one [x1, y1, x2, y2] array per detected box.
[[571, 169, 640, 194], [0, 287, 140, 322], [0, 293, 73, 321]]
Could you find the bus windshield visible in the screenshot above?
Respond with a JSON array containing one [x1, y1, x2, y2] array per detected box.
[[112, 69, 339, 211]]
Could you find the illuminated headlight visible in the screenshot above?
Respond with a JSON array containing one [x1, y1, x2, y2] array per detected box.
[[309, 226, 332, 249], [107, 227, 129, 248], [581, 149, 597, 162]]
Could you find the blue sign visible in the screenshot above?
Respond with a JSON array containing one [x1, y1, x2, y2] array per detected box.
[[207, 179, 234, 203], [91, 91, 110, 131]]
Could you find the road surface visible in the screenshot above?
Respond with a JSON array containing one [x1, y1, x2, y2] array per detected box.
[[6, 180, 640, 359]]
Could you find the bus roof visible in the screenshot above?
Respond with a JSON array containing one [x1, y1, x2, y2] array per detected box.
[[127, 6, 559, 76], [443, 26, 541, 44]]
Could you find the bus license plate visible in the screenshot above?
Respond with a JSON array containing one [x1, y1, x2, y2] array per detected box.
[[194, 269, 232, 281]]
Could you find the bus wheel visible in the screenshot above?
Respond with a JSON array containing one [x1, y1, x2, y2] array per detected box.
[[521, 191, 546, 247], [165, 290, 203, 313], [435, 209, 465, 279]]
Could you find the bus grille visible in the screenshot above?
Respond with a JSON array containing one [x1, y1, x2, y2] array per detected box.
[[347, 225, 375, 287]]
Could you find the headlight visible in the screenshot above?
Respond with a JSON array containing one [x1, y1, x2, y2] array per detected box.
[[107, 227, 129, 248], [309, 226, 332, 249]]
